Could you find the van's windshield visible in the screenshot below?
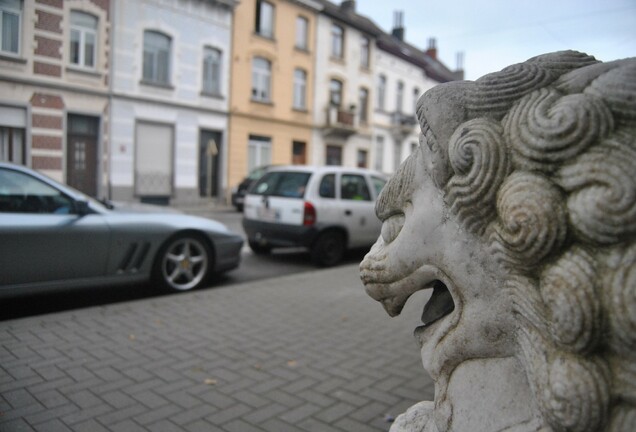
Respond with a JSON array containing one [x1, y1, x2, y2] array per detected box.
[[250, 171, 311, 198]]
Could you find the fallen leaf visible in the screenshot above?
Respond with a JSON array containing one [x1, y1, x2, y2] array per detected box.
[[128, 334, 136, 341], [204, 378, 217, 385], [287, 360, 298, 368], [253, 363, 262, 370]]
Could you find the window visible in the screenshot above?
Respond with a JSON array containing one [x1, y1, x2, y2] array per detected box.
[[377, 75, 386, 111], [413, 87, 420, 113], [330, 24, 343, 59], [70, 11, 97, 68], [0, 126, 24, 164], [251, 171, 311, 198], [341, 174, 370, 201], [0, 0, 21, 55], [372, 176, 387, 196], [329, 79, 342, 107], [359, 87, 369, 124], [248, 135, 271, 172], [374, 135, 384, 171], [143, 30, 171, 85], [319, 174, 335, 198], [255, 0, 274, 38], [0, 105, 26, 165], [357, 149, 368, 168], [252, 57, 271, 102], [360, 37, 369, 68], [396, 80, 404, 113], [0, 168, 73, 214], [295, 16, 308, 50], [293, 68, 307, 109], [202, 46, 222, 95], [326, 145, 342, 166], [292, 141, 306, 164]]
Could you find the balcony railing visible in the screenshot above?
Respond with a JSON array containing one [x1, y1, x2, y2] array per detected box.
[[390, 111, 418, 141], [323, 105, 357, 138]]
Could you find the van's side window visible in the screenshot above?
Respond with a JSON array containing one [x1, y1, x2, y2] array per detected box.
[[341, 174, 371, 201], [319, 174, 335, 198]]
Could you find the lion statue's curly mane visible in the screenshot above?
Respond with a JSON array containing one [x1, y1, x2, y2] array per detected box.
[[363, 51, 635, 432]]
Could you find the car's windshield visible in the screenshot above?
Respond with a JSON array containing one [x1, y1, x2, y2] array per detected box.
[[251, 172, 311, 198]]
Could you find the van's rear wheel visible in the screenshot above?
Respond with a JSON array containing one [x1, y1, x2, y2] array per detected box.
[[311, 231, 345, 267], [248, 240, 271, 255]]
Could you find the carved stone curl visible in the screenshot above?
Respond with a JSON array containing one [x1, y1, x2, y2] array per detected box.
[[360, 51, 636, 432]]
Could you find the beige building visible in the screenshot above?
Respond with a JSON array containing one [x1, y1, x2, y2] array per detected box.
[[227, 0, 322, 192]]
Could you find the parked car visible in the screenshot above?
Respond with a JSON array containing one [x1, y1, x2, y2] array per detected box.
[[231, 165, 272, 211], [242, 165, 388, 266], [0, 162, 244, 296]]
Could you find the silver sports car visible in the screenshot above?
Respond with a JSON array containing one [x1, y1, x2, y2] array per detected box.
[[0, 162, 243, 296]]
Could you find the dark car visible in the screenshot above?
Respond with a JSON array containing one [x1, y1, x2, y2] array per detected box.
[[230, 165, 271, 211], [0, 162, 244, 296]]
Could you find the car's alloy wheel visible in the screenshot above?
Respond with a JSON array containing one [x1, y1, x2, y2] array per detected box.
[[311, 231, 345, 267], [156, 235, 211, 291]]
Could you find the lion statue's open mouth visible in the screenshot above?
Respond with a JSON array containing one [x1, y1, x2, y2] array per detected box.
[[360, 51, 636, 432]]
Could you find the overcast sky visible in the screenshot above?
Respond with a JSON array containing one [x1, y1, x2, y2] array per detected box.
[[356, 0, 636, 80]]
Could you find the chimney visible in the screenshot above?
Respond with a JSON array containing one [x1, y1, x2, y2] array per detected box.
[[453, 51, 465, 80], [341, 0, 356, 13], [425, 38, 437, 59], [391, 11, 405, 41]]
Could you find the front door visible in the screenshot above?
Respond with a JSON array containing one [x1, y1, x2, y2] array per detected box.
[[199, 130, 222, 198], [67, 114, 99, 196]]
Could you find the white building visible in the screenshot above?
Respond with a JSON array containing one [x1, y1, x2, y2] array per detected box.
[[109, 0, 238, 205], [311, 0, 381, 169], [373, 15, 461, 173]]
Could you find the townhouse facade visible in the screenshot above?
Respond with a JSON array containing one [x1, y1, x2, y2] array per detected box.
[[0, 0, 111, 196], [373, 21, 460, 173], [1, 0, 461, 206], [310, 0, 381, 169], [108, 0, 237, 205], [226, 0, 321, 192]]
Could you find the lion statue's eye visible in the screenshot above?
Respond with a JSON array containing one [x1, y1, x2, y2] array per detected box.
[[381, 213, 405, 244]]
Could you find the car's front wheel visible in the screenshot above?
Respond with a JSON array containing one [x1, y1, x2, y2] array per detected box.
[[311, 231, 345, 267], [154, 234, 212, 292]]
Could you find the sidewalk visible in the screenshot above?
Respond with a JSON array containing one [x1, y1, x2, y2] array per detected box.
[[0, 264, 434, 432]]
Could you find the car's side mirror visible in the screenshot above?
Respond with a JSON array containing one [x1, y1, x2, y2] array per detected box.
[[74, 199, 90, 216]]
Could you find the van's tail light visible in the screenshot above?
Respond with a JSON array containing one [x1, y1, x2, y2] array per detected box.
[[303, 201, 316, 226]]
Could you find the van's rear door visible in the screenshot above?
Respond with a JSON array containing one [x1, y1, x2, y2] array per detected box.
[[243, 171, 311, 225]]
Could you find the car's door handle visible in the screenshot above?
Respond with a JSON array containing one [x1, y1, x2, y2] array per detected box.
[[344, 210, 352, 216]]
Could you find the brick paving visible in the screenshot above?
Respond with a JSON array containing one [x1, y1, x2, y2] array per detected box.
[[0, 264, 434, 432]]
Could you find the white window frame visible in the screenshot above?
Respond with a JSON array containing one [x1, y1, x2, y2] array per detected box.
[[360, 36, 370, 68], [248, 135, 272, 172], [295, 15, 308, 50], [329, 79, 343, 107], [359, 87, 369, 123], [293, 68, 307, 110], [396, 80, 404, 113], [377, 74, 386, 111], [69, 10, 98, 69], [0, 0, 22, 56], [255, 0, 274, 38], [202, 46, 222, 95], [330, 23, 343, 59], [142, 30, 171, 85], [251, 57, 271, 102]]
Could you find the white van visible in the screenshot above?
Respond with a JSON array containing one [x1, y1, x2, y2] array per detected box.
[[242, 165, 388, 266]]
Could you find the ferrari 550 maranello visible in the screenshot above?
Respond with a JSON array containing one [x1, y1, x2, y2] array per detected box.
[[0, 162, 243, 296]]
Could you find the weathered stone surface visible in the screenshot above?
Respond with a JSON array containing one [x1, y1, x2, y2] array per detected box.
[[360, 51, 636, 432]]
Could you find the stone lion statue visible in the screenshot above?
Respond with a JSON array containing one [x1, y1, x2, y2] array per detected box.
[[360, 51, 635, 432]]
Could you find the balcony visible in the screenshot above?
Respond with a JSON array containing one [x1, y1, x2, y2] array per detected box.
[[323, 105, 357, 139], [391, 111, 418, 141]]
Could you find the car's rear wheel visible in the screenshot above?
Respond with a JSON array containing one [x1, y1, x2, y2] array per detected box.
[[248, 240, 271, 255], [311, 231, 345, 267], [154, 234, 212, 292]]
